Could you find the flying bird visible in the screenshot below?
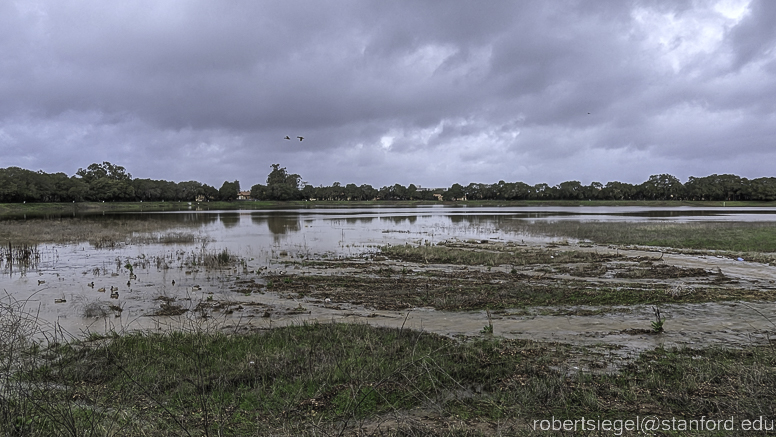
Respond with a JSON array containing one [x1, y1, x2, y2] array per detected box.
[[297, 136, 304, 141], [284, 136, 291, 140]]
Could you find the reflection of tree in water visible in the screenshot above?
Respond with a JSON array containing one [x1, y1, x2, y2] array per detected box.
[[381, 216, 417, 225], [448, 215, 501, 226], [267, 214, 300, 236], [345, 217, 375, 225], [177, 213, 218, 226], [91, 212, 219, 227], [250, 213, 267, 227], [219, 213, 241, 228]]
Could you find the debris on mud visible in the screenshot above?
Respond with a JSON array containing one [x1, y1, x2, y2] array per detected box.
[[257, 237, 776, 311], [614, 263, 711, 279], [152, 296, 188, 316]]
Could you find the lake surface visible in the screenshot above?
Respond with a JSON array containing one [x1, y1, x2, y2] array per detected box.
[[2, 205, 776, 349]]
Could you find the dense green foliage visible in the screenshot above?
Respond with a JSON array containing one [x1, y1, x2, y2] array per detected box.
[[3, 162, 776, 203]]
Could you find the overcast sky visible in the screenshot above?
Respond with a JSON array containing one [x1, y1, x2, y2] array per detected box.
[[2, 0, 775, 189]]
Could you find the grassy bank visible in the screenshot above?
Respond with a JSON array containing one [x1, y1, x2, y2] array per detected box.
[[3, 322, 775, 436], [0, 200, 284, 217], [0, 215, 210, 246], [3, 199, 776, 218], [506, 221, 776, 253]]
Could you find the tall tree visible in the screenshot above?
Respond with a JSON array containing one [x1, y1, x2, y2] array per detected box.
[[266, 164, 302, 200], [219, 180, 240, 201]]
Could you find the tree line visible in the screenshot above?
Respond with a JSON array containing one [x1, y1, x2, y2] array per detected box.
[[2, 162, 776, 203], [0, 163, 234, 203]]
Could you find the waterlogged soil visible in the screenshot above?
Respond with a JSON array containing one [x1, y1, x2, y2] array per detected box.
[[2, 209, 776, 369]]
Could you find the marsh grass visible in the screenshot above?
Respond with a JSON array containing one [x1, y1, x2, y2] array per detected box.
[[3, 317, 775, 436], [381, 243, 619, 267], [510, 220, 776, 253], [267, 271, 768, 311], [0, 217, 205, 247], [0, 243, 41, 273], [182, 248, 238, 269]]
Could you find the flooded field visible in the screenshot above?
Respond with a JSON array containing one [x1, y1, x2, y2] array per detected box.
[[3, 206, 776, 358]]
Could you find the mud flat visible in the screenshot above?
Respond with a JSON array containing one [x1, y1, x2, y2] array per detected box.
[[4, 236, 775, 356]]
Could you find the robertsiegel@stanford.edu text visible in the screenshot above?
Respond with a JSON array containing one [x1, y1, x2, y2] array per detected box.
[[532, 416, 774, 435]]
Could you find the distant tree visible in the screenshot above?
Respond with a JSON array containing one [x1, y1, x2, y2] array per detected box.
[[531, 183, 552, 200], [266, 164, 302, 200], [502, 182, 533, 200], [76, 162, 132, 183], [66, 176, 89, 201], [748, 177, 776, 201], [360, 184, 378, 200], [556, 181, 584, 200], [600, 181, 634, 200], [638, 174, 684, 200], [177, 181, 204, 201], [464, 183, 488, 200], [202, 184, 219, 201], [250, 183, 268, 200], [685, 174, 744, 201], [74, 162, 134, 201], [132, 179, 163, 201], [391, 184, 408, 200], [219, 180, 240, 201], [443, 183, 465, 201], [301, 184, 316, 200], [584, 182, 604, 200], [87, 177, 135, 201]]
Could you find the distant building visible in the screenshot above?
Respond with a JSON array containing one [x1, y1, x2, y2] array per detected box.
[[237, 191, 252, 200]]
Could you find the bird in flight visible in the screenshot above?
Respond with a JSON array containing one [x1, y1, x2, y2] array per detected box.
[[284, 136, 291, 140], [297, 136, 304, 141]]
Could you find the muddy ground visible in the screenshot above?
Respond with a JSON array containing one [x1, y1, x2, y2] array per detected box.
[[6, 238, 776, 373], [240, 239, 776, 369]]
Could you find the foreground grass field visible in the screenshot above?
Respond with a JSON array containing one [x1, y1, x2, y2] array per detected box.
[[2, 322, 775, 436]]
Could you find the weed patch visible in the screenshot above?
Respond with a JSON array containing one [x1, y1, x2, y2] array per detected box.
[[7, 322, 775, 436]]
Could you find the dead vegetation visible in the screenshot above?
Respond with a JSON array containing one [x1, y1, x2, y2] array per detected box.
[[260, 241, 771, 311], [0, 217, 207, 247]]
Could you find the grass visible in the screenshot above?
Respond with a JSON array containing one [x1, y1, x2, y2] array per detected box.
[[4, 321, 775, 436], [0, 216, 209, 246], [509, 221, 776, 253], [266, 271, 766, 311], [3, 199, 776, 218], [259, 239, 774, 310], [381, 242, 620, 267], [182, 248, 239, 269]]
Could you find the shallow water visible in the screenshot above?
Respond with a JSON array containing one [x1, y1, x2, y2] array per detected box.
[[2, 206, 776, 355]]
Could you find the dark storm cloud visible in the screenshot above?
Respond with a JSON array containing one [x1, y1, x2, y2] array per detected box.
[[1, 0, 775, 188]]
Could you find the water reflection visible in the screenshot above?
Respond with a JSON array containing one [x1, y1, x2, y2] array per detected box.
[[267, 215, 300, 236], [381, 216, 418, 225], [345, 217, 375, 225], [219, 212, 241, 229]]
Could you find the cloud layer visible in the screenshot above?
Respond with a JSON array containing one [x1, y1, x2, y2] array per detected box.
[[1, 0, 774, 188]]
